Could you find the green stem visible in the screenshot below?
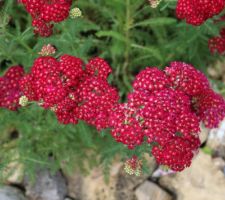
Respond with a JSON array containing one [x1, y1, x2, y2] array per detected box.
[[17, 39, 33, 54], [122, 0, 132, 91], [124, 0, 130, 67], [21, 157, 51, 166]]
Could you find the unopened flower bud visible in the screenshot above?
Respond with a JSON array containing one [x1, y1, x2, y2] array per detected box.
[[70, 7, 82, 19], [19, 95, 29, 107], [38, 44, 56, 56]]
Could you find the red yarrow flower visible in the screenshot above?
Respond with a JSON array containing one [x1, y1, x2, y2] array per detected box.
[[132, 67, 169, 92], [152, 136, 200, 171], [20, 0, 72, 37], [15, 57, 225, 172], [110, 61, 224, 171], [19, 55, 119, 129], [109, 103, 144, 149], [85, 57, 112, 79], [193, 89, 225, 128], [0, 66, 24, 110], [75, 76, 119, 130], [176, 0, 225, 25], [165, 61, 210, 96], [208, 28, 225, 55], [32, 18, 53, 37]]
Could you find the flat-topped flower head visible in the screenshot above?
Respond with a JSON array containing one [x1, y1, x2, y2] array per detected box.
[[165, 61, 210, 96], [38, 44, 56, 56], [133, 67, 169, 92], [176, 0, 225, 25], [20, 0, 72, 37], [208, 28, 225, 55], [0, 66, 25, 110], [70, 7, 82, 19], [152, 136, 200, 171]]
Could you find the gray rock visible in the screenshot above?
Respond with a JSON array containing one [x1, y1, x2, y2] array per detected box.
[[115, 170, 147, 200], [66, 156, 156, 200], [0, 186, 27, 200], [25, 169, 67, 200], [135, 181, 172, 200]]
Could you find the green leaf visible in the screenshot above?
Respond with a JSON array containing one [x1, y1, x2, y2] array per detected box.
[[131, 43, 163, 62], [77, 121, 93, 148], [132, 17, 177, 28], [96, 31, 126, 42]]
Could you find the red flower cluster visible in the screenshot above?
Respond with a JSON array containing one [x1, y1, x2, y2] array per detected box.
[[208, 28, 225, 55], [20, 55, 119, 130], [165, 62, 225, 128], [109, 62, 225, 171], [176, 0, 225, 25], [1, 58, 225, 172], [152, 136, 200, 171], [165, 62, 210, 96], [0, 66, 24, 110], [193, 90, 225, 128], [109, 103, 144, 149], [20, 0, 72, 37]]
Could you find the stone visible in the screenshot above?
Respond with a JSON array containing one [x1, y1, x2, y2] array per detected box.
[[66, 156, 156, 200], [2, 149, 24, 184], [25, 169, 67, 200], [208, 59, 225, 84], [0, 186, 27, 200], [152, 168, 175, 178], [66, 173, 83, 200], [212, 157, 225, 174], [199, 124, 209, 144], [115, 168, 150, 200], [5, 164, 24, 184], [4, 159, 24, 184], [135, 181, 173, 200], [207, 119, 225, 159], [159, 151, 225, 200], [66, 163, 125, 200]]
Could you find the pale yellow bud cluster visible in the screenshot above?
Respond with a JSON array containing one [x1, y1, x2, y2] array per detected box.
[[149, 0, 162, 8], [19, 96, 29, 107], [69, 93, 75, 100], [38, 44, 56, 56], [50, 105, 57, 112], [124, 158, 142, 176], [70, 8, 82, 19], [124, 164, 142, 176]]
